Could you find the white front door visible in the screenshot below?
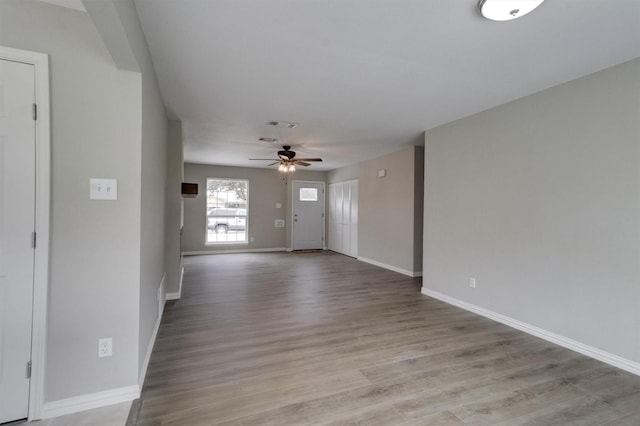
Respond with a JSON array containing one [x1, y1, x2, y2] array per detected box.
[[292, 181, 325, 250], [0, 58, 36, 423]]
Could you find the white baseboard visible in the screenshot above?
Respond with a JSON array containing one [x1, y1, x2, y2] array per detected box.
[[166, 267, 184, 300], [421, 287, 640, 376], [183, 247, 287, 255], [357, 256, 422, 277], [40, 385, 139, 419], [157, 273, 166, 316], [139, 283, 165, 389], [165, 292, 181, 300]]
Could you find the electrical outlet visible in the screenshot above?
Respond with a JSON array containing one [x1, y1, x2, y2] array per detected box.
[[469, 277, 476, 289], [98, 337, 113, 358]]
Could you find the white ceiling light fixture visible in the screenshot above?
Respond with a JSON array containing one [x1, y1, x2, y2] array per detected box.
[[277, 162, 296, 173], [478, 0, 545, 21]]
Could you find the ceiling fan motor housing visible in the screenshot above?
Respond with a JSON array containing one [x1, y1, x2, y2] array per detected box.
[[278, 146, 296, 160]]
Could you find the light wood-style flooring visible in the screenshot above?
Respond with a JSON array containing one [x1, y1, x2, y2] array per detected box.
[[129, 252, 640, 425]]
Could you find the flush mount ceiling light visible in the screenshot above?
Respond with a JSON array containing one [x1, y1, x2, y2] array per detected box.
[[478, 0, 545, 21]]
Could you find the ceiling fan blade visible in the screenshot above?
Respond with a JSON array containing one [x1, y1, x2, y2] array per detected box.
[[267, 162, 279, 166], [295, 158, 323, 162], [249, 158, 279, 161], [294, 161, 311, 167]]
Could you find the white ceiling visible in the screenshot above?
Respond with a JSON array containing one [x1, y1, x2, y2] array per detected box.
[[39, 0, 85, 11], [133, 0, 640, 171]]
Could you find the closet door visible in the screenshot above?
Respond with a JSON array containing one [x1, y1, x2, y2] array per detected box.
[[328, 180, 357, 257]]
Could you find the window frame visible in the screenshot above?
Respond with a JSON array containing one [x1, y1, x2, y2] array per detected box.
[[205, 178, 249, 245]]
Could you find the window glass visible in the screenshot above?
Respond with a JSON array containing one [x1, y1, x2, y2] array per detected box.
[[206, 179, 248, 244], [300, 188, 318, 201]]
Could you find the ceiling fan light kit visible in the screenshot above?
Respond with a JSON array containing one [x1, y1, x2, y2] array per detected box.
[[478, 0, 545, 21], [249, 145, 323, 173]]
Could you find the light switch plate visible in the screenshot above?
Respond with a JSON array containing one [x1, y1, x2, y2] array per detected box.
[[90, 178, 117, 200], [275, 219, 285, 228], [276, 203, 282, 209]]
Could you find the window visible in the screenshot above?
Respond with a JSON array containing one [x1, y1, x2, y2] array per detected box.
[[299, 187, 318, 201], [206, 179, 248, 244]]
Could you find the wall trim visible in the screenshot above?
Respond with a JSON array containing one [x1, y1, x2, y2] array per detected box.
[[138, 295, 163, 389], [0, 45, 51, 421], [166, 267, 184, 300], [357, 256, 421, 277], [40, 385, 139, 420], [138, 273, 166, 389], [183, 247, 288, 256], [421, 287, 640, 377], [165, 292, 180, 300], [157, 273, 166, 315]]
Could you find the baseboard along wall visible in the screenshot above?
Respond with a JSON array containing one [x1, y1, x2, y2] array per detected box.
[[421, 287, 640, 377], [40, 385, 139, 420], [357, 256, 422, 278], [183, 247, 288, 256]]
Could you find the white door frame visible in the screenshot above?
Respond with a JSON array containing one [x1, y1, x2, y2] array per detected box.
[[290, 180, 326, 250], [0, 46, 50, 421]]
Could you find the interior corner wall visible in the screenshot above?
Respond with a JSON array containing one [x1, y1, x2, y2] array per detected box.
[[413, 146, 424, 273], [108, 0, 170, 377], [165, 121, 183, 294], [423, 58, 640, 363], [182, 164, 326, 253], [328, 146, 423, 275], [1, 0, 142, 400]]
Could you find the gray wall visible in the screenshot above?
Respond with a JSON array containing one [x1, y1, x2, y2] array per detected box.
[[109, 0, 170, 377], [328, 146, 423, 275], [422, 58, 640, 362], [165, 121, 183, 294], [413, 148, 424, 271], [183, 163, 326, 252], [1, 0, 141, 400], [0, 0, 171, 402]]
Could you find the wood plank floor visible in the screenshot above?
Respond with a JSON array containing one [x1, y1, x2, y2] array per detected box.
[[129, 251, 640, 425]]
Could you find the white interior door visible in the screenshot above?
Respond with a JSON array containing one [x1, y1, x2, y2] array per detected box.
[[292, 181, 325, 250], [328, 180, 358, 257], [0, 58, 36, 423], [328, 183, 341, 253]]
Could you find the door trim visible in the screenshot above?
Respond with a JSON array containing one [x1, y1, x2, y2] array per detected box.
[[0, 46, 50, 421], [290, 180, 326, 250]]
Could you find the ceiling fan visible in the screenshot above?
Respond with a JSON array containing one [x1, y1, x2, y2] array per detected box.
[[249, 145, 322, 172]]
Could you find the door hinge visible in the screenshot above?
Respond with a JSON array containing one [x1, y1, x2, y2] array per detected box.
[[27, 361, 32, 379], [33, 103, 37, 121], [32, 232, 37, 248]]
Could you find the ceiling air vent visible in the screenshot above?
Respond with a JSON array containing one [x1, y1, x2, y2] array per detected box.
[[266, 121, 299, 129]]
